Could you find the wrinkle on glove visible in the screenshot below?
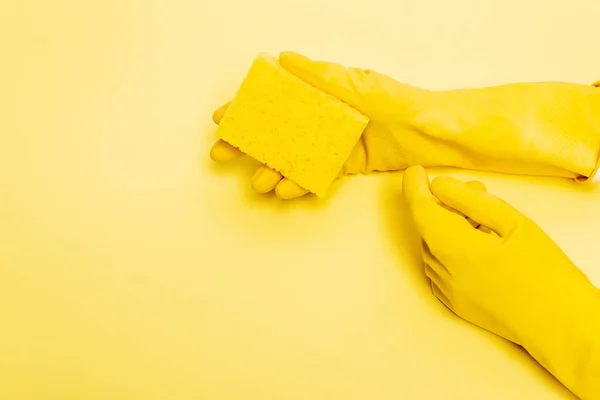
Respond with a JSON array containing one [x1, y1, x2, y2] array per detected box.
[[403, 165, 600, 400]]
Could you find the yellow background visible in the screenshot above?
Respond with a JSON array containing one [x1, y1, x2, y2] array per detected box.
[[1, 0, 599, 399]]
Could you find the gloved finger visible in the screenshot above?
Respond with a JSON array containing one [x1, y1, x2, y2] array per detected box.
[[430, 176, 518, 237], [431, 281, 453, 310], [209, 140, 244, 162], [424, 263, 450, 293], [275, 178, 310, 199], [422, 241, 456, 309], [463, 182, 493, 233], [422, 242, 451, 282], [251, 165, 283, 194], [212, 102, 231, 125], [443, 181, 486, 216], [465, 181, 487, 229], [279, 51, 402, 116], [403, 166, 481, 248]]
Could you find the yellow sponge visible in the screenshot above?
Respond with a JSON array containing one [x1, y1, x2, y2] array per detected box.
[[216, 53, 369, 197]]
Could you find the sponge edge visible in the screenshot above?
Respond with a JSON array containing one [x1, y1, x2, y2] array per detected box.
[[215, 53, 369, 197]]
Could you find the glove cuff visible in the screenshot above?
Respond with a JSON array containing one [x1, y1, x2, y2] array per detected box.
[[577, 151, 600, 183], [587, 159, 600, 182], [575, 81, 600, 183]]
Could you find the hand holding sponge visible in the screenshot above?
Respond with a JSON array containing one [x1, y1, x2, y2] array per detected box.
[[211, 52, 600, 198], [213, 53, 369, 198]]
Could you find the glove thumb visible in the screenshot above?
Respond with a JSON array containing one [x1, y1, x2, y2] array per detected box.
[[279, 51, 420, 117]]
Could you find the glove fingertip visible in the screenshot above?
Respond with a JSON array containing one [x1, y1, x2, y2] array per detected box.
[[279, 51, 304, 62], [212, 102, 231, 125], [465, 180, 487, 193], [251, 166, 282, 194], [275, 179, 309, 200], [210, 140, 243, 162], [279, 51, 310, 70], [402, 165, 432, 206], [279, 51, 322, 86]]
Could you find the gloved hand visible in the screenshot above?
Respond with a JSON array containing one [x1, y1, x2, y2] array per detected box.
[[402, 165, 600, 400], [210, 51, 434, 199], [210, 52, 600, 199]]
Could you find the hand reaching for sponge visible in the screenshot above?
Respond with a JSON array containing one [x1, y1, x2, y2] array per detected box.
[[403, 165, 600, 400], [210, 52, 600, 199]]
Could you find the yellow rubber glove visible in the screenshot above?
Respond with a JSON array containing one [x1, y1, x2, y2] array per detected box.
[[402, 165, 600, 400], [210, 52, 600, 199]]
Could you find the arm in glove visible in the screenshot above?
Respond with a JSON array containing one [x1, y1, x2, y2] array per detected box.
[[402, 165, 600, 400], [210, 52, 600, 199]]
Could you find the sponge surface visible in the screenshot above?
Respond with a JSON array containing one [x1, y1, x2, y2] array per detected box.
[[216, 53, 369, 197]]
